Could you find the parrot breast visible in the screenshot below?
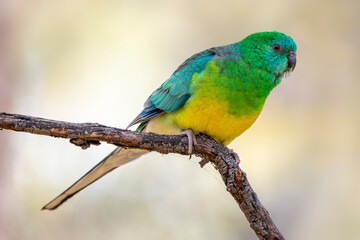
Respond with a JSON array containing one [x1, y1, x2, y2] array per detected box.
[[168, 97, 262, 146], [165, 61, 267, 146]]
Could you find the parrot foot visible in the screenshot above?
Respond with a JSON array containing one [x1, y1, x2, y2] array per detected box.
[[179, 129, 198, 157], [228, 148, 240, 165]]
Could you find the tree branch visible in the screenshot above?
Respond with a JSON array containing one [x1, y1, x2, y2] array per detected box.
[[0, 112, 284, 240]]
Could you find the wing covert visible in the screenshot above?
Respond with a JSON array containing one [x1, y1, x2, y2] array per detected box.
[[127, 49, 217, 129]]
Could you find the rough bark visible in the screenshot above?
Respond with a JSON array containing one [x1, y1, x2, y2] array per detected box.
[[0, 112, 284, 240]]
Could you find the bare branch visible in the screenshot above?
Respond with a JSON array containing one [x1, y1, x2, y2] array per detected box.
[[0, 112, 284, 240]]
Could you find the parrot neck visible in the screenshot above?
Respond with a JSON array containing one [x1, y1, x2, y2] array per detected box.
[[217, 55, 276, 116]]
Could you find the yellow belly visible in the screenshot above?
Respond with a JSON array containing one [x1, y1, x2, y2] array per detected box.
[[144, 95, 262, 146], [171, 96, 261, 145]]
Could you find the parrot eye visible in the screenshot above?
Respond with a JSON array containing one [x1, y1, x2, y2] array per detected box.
[[272, 44, 282, 53]]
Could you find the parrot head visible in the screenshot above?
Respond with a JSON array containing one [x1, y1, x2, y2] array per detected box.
[[239, 31, 297, 86]]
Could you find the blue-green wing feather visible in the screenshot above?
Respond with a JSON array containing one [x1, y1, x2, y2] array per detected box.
[[127, 49, 217, 129]]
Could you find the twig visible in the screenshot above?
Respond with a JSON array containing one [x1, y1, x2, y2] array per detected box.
[[0, 112, 284, 240]]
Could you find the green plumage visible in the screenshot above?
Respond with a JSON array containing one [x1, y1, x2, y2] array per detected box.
[[43, 31, 297, 210], [129, 31, 297, 131]]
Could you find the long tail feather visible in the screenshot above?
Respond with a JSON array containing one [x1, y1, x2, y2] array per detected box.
[[42, 147, 148, 210]]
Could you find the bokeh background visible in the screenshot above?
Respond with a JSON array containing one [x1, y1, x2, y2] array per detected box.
[[0, 0, 359, 239]]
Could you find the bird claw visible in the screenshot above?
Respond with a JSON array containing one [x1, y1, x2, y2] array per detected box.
[[178, 129, 198, 157]]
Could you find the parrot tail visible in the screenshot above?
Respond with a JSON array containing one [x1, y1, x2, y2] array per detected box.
[[42, 147, 148, 210]]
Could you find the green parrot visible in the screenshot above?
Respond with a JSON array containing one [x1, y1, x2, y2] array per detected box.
[[43, 31, 297, 210]]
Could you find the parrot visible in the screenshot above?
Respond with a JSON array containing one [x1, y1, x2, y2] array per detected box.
[[42, 31, 297, 210]]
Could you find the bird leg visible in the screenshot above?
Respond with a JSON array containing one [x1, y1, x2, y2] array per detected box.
[[178, 129, 198, 157]]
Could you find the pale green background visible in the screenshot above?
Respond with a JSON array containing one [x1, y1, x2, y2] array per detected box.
[[0, 0, 359, 239]]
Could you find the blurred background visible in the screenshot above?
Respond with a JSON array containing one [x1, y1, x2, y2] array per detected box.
[[0, 0, 359, 239]]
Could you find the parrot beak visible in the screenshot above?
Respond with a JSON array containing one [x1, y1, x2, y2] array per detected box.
[[287, 50, 296, 71]]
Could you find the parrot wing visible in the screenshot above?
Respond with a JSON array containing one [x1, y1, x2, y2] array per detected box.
[[127, 48, 219, 129]]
